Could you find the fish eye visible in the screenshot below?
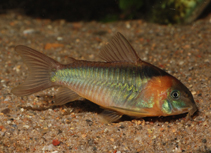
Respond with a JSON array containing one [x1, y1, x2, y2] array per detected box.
[[171, 90, 180, 99]]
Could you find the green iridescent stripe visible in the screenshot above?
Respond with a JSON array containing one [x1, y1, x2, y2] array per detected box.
[[50, 65, 153, 109]]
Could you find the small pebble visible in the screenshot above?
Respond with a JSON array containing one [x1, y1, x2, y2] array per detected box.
[[57, 37, 63, 41], [52, 139, 60, 146], [20, 108, 24, 112], [23, 28, 35, 34], [1, 108, 10, 114], [202, 139, 207, 143], [42, 144, 54, 151], [23, 125, 30, 129]]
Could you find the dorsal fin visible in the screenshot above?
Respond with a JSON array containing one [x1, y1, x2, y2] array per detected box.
[[99, 32, 140, 64]]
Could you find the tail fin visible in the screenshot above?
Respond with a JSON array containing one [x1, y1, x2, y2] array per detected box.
[[12, 45, 62, 96]]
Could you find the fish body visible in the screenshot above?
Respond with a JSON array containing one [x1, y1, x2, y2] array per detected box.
[[12, 32, 197, 122]]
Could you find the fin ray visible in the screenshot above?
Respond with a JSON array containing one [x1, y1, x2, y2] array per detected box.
[[54, 87, 81, 105], [110, 106, 148, 117], [99, 32, 140, 63], [11, 45, 62, 96], [100, 109, 122, 123]]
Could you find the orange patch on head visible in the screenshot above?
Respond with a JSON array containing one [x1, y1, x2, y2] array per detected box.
[[143, 76, 174, 116], [147, 76, 173, 96], [149, 75, 172, 88]]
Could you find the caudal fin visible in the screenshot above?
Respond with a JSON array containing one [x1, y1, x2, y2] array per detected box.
[[12, 45, 62, 96]]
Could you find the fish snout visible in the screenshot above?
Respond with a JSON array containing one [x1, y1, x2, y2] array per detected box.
[[188, 103, 197, 116]]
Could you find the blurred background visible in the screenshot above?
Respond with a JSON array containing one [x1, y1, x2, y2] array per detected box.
[[0, 0, 210, 24]]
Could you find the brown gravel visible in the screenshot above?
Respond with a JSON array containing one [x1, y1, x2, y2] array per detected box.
[[0, 11, 211, 153]]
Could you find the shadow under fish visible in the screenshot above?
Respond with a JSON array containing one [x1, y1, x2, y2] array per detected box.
[[11, 32, 197, 123]]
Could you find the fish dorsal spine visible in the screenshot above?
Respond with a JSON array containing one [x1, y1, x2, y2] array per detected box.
[[99, 32, 141, 64]]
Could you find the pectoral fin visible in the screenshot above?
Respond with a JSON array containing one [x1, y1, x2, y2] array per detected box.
[[100, 109, 122, 123], [110, 106, 149, 118]]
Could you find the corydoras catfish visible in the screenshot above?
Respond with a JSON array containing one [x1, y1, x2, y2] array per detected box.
[[12, 32, 197, 122]]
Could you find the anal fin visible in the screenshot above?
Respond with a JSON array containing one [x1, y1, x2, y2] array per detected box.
[[100, 109, 122, 123], [53, 87, 80, 106]]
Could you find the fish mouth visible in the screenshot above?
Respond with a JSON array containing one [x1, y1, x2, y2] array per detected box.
[[171, 105, 197, 116], [187, 104, 197, 116]]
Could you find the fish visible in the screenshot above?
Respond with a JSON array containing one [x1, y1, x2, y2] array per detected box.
[[11, 32, 197, 122]]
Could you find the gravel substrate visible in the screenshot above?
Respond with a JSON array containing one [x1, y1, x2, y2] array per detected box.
[[0, 12, 211, 153]]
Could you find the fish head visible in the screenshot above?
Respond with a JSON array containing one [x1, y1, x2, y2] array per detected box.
[[160, 78, 197, 117]]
